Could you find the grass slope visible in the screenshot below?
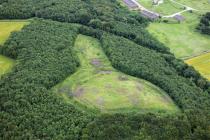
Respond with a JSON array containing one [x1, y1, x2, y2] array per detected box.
[[53, 34, 179, 113], [0, 20, 29, 45], [186, 52, 210, 80]]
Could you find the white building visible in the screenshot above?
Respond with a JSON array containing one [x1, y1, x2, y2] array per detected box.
[[153, 0, 164, 5]]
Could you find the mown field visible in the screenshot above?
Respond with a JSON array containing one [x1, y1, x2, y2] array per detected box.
[[186, 52, 210, 80], [0, 20, 29, 45], [53, 34, 179, 113]]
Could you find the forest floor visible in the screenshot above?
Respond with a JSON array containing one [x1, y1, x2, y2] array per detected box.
[[53, 34, 180, 114]]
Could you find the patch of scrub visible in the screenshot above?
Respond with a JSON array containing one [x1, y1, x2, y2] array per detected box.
[[147, 12, 210, 59], [53, 35, 180, 113], [0, 20, 29, 45], [0, 55, 14, 77], [186, 52, 210, 80]]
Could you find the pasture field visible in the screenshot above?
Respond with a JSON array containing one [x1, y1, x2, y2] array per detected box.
[[176, 0, 210, 12], [185, 52, 210, 80], [0, 20, 29, 45], [147, 12, 210, 58], [138, 0, 183, 15], [53, 34, 180, 113], [0, 55, 14, 77]]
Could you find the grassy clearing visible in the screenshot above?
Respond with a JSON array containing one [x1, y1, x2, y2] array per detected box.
[[0, 55, 14, 77], [138, 0, 183, 15], [185, 52, 210, 80], [53, 34, 179, 114], [0, 20, 29, 45]]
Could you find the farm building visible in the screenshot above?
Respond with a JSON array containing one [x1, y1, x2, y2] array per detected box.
[[153, 0, 164, 5], [141, 10, 160, 20], [173, 14, 185, 22], [123, 0, 138, 9]]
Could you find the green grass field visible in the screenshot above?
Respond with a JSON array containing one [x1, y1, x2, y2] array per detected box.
[[148, 12, 210, 59], [0, 20, 29, 45], [0, 55, 14, 77], [138, 0, 183, 15], [144, 1, 210, 80], [186, 52, 210, 80], [176, 0, 210, 12], [53, 34, 179, 113]]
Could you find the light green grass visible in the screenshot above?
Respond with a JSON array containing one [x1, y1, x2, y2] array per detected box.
[[147, 12, 210, 59], [0, 20, 29, 45], [138, 0, 184, 15], [0, 55, 14, 77], [53, 34, 179, 114], [176, 0, 210, 12], [186, 52, 210, 80]]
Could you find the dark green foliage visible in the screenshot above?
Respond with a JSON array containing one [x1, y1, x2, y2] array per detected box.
[[82, 113, 191, 140], [0, 20, 92, 139], [197, 12, 210, 35], [101, 34, 210, 138], [0, 0, 210, 139]]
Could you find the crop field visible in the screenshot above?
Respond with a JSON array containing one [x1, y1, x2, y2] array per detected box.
[[53, 34, 179, 113], [0, 20, 29, 45], [0, 55, 14, 77], [185, 52, 210, 80]]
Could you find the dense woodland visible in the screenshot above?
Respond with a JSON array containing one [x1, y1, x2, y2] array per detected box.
[[0, 0, 210, 139], [198, 12, 210, 35]]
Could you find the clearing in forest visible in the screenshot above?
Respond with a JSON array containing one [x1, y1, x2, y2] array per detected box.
[[53, 34, 179, 113], [0, 55, 14, 77], [0, 20, 29, 45], [185, 52, 210, 80]]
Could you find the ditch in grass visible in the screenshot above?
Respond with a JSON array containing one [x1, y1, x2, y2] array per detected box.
[[53, 35, 180, 114]]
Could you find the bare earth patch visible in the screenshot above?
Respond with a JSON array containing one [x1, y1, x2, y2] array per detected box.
[[73, 87, 85, 97], [91, 58, 101, 67], [118, 75, 129, 81]]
